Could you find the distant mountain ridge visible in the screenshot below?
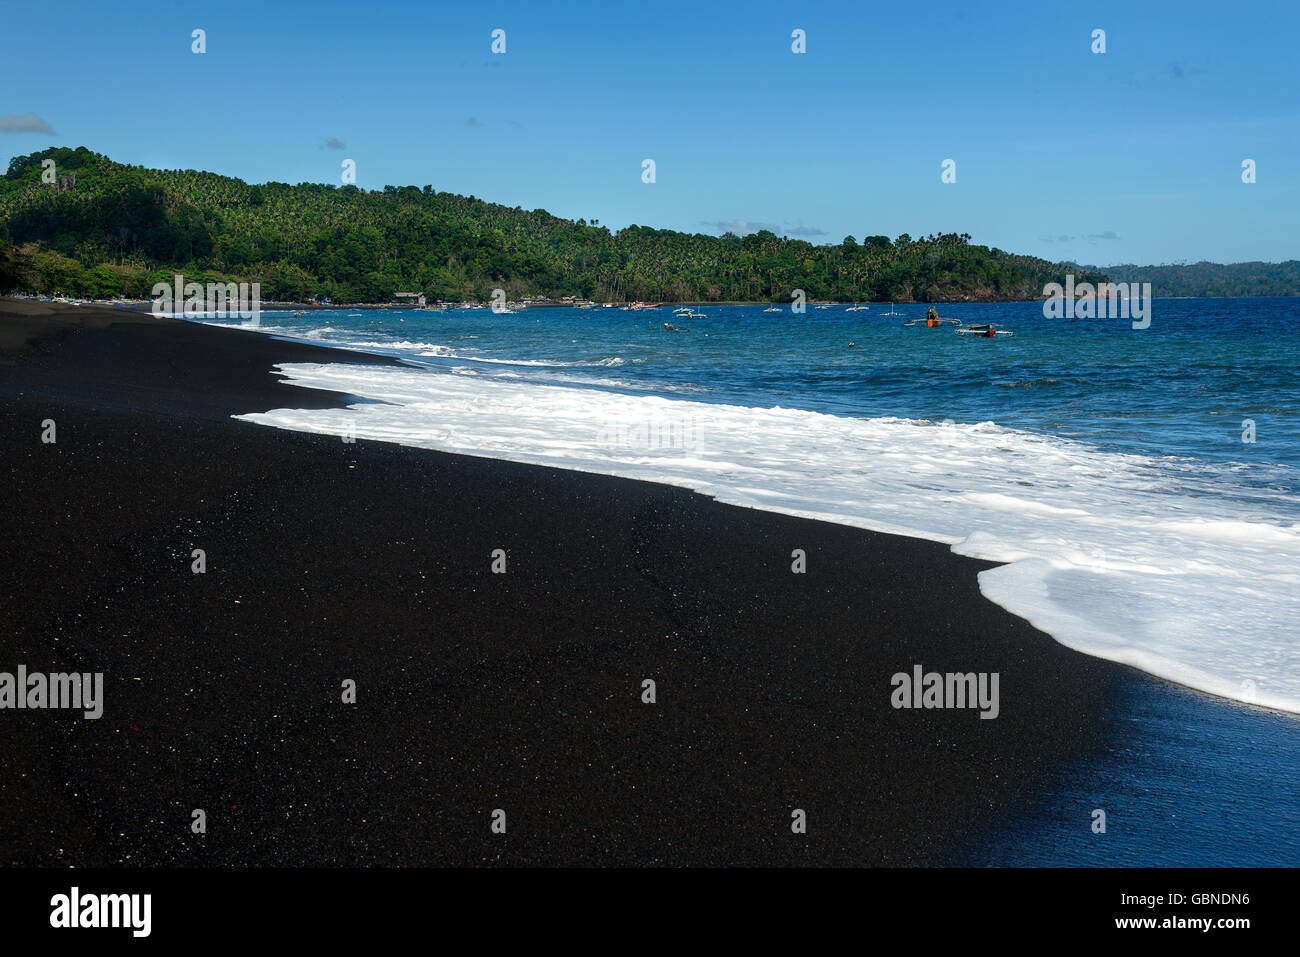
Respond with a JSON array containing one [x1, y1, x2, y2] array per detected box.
[[2, 144, 1103, 303], [1072, 261, 1300, 298]]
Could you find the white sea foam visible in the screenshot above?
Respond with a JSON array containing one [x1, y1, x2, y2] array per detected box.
[[224, 322, 631, 368], [237, 361, 1300, 714], [428, 354, 627, 367]]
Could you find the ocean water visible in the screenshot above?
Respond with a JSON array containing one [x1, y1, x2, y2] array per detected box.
[[205, 299, 1300, 718], [953, 674, 1300, 866]]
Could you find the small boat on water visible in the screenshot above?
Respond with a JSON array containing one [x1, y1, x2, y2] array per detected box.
[[763, 307, 782, 313], [955, 323, 1013, 338], [905, 307, 960, 328], [846, 304, 870, 312]]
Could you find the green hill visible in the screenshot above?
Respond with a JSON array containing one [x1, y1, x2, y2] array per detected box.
[[1074, 261, 1300, 298], [0, 146, 1106, 304]]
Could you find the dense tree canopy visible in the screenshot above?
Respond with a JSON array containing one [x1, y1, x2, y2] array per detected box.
[[1, 147, 1109, 303], [1074, 260, 1300, 298]]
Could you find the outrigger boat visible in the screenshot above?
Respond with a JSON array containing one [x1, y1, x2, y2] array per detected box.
[[954, 323, 1013, 338], [903, 314, 961, 327]]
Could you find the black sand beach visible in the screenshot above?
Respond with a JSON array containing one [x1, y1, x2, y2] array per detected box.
[[0, 300, 1123, 866]]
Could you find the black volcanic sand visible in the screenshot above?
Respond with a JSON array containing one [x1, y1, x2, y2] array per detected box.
[[0, 301, 1122, 866]]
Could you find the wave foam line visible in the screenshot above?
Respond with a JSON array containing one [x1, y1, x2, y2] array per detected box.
[[236, 361, 1300, 715]]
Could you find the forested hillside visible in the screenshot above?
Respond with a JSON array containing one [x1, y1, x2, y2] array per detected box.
[[1076, 261, 1300, 298], [1, 146, 1105, 303]]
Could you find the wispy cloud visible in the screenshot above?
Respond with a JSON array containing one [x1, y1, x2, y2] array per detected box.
[[702, 218, 825, 238], [702, 219, 779, 236], [0, 113, 56, 134], [1168, 62, 1204, 80], [1043, 231, 1120, 244], [320, 136, 346, 150], [465, 117, 484, 128]]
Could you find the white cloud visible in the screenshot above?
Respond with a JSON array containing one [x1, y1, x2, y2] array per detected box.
[[0, 113, 56, 134]]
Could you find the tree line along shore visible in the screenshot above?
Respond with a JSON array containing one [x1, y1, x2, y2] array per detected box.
[[7, 147, 1297, 306], [2, 147, 1111, 306]]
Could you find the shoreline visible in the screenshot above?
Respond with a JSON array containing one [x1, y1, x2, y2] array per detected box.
[[7, 292, 1295, 316], [0, 299, 1128, 865]]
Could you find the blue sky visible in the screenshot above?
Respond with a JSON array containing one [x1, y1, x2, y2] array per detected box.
[[4, 0, 1297, 265]]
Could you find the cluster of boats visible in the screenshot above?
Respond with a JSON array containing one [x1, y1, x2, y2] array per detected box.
[[903, 311, 1013, 337], [593, 301, 1015, 337]]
